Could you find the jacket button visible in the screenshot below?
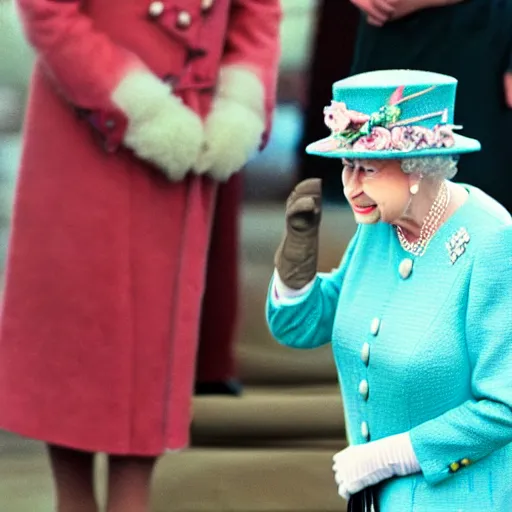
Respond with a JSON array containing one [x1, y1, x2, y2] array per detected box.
[[370, 317, 380, 336], [361, 421, 370, 441], [359, 379, 369, 400], [449, 461, 460, 472], [176, 10, 192, 28], [361, 342, 370, 365], [201, 0, 214, 11], [148, 1, 165, 18], [398, 258, 414, 279]]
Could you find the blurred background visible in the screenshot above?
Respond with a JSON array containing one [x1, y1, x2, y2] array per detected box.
[[0, 1, 359, 510]]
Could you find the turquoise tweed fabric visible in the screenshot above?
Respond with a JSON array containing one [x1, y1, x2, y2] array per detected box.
[[266, 186, 512, 511]]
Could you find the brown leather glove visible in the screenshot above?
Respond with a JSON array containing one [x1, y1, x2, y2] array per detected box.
[[274, 178, 322, 289]]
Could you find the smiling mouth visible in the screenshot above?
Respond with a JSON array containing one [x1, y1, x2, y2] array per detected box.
[[352, 204, 377, 214]]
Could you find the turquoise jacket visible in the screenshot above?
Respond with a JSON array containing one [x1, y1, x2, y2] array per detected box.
[[266, 186, 512, 511]]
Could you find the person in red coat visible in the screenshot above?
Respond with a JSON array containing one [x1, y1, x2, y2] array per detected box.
[[0, 0, 281, 510]]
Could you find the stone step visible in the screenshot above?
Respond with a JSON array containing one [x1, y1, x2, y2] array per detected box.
[[152, 448, 347, 512], [192, 385, 345, 446], [238, 343, 337, 386]]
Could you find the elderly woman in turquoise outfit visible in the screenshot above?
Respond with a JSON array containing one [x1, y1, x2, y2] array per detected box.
[[266, 69, 512, 511]]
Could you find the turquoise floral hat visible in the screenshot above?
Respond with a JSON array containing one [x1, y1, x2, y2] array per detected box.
[[306, 69, 481, 159]]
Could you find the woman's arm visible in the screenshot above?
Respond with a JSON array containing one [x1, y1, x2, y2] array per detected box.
[[409, 225, 512, 485], [388, 0, 466, 21], [16, 0, 204, 178], [17, 0, 144, 112], [426, 0, 465, 5], [266, 228, 360, 350], [358, 0, 466, 26], [505, 68, 512, 109], [403, 0, 466, 10], [505, 73, 512, 108]]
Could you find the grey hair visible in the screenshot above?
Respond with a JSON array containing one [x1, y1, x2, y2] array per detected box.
[[400, 156, 459, 180]]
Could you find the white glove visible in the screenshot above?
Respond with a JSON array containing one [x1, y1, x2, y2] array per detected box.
[[112, 69, 203, 181], [332, 433, 421, 500], [193, 65, 265, 182]]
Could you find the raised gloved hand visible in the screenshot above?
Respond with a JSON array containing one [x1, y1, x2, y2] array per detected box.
[[332, 433, 421, 500], [112, 69, 204, 181], [194, 65, 265, 182], [274, 178, 322, 290]]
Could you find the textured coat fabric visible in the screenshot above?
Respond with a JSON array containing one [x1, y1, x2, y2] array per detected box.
[[351, 0, 512, 211], [196, 173, 242, 382], [0, 0, 281, 456], [267, 186, 512, 511]]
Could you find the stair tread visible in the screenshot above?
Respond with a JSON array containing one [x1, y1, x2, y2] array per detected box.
[[238, 343, 337, 385], [192, 385, 345, 441], [153, 448, 347, 512]]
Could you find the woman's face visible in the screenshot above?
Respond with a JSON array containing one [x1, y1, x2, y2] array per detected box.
[[341, 159, 413, 225]]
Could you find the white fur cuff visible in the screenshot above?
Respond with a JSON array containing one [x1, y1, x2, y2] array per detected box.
[[193, 97, 265, 181], [216, 65, 265, 116], [111, 69, 203, 180]]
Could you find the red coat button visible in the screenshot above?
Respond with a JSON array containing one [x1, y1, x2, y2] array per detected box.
[[148, 1, 165, 18], [176, 10, 192, 28]]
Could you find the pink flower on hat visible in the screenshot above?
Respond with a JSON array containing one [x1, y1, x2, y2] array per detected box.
[[411, 126, 436, 148], [352, 127, 392, 151], [433, 125, 456, 148], [390, 127, 416, 151], [324, 101, 370, 134], [390, 126, 436, 151]]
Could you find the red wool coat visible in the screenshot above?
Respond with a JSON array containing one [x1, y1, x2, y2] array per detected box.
[[0, 0, 281, 455]]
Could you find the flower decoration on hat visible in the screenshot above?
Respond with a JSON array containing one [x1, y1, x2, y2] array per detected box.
[[321, 85, 461, 153]]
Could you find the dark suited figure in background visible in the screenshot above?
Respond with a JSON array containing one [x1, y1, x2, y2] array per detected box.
[[298, 1, 361, 202], [350, 0, 512, 211]]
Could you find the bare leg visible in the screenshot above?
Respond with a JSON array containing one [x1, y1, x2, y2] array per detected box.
[[47, 444, 98, 512], [106, 455, 158, 512]]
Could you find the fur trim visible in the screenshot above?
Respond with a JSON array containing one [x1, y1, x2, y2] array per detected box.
[[193, 65, 266, 181], [194, 97, 265, 181], [111, 69, 203, 181], [216, 65, 265, 116]]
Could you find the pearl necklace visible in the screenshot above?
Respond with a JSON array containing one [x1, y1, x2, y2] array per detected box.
[[395, 181, 450, 257]]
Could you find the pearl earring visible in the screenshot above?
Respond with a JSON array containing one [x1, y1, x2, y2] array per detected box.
[[410, 184, 419, 195]]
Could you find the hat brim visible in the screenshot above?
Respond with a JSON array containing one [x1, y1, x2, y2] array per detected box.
[[305, 133, 481, 160]]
